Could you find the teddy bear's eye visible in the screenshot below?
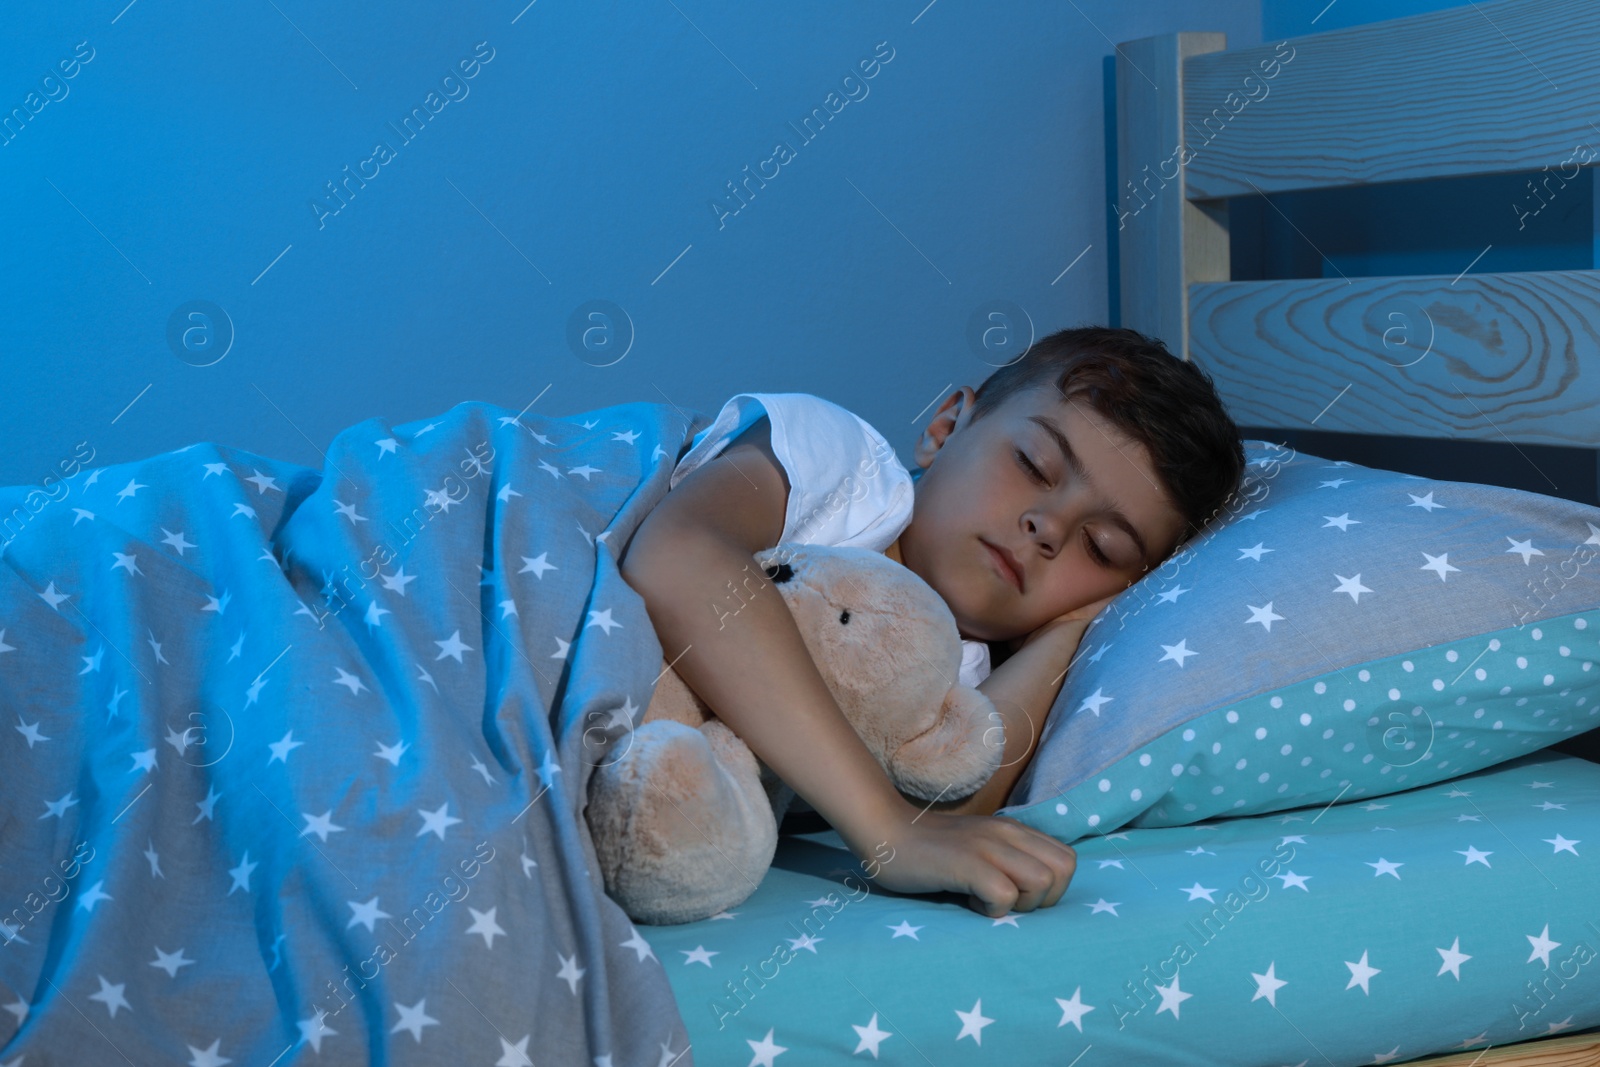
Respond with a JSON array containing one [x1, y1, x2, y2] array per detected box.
[[763, 562, 794, 584], [839, 609, 850, 625]]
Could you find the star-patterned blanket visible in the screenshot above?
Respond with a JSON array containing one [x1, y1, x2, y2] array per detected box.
[[0, 400, 709, 1066], [646, 751, 1600, 1065]]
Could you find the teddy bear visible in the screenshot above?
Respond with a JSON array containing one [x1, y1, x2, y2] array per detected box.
[[585, 542, 1003, 926]]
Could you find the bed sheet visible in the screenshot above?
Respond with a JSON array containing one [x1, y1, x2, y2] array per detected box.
[[644, 751, 1600, 1066]]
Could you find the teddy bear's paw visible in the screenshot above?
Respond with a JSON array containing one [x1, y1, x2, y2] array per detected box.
[[889, 682, 1006, 801], [588, 719, 779, 925]]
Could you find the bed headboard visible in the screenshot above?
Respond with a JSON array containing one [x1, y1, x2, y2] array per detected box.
[[1114, 0, 1600, 453]]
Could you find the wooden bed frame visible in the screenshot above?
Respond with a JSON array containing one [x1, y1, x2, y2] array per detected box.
[[1113, 1, 1600, 1062]]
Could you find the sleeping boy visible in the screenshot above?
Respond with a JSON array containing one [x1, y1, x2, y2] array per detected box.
[[618, 326, 1245, 918]]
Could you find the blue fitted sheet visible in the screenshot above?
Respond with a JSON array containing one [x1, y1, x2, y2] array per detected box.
[[643, 751, 1600, 1066]]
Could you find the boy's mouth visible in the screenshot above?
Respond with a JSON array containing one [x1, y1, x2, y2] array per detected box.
[[980, 539, 1024, 594]]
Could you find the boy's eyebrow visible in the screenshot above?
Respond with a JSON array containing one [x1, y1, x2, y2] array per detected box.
[[1025, 414, 1152, 566]]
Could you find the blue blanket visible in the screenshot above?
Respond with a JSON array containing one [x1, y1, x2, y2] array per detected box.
[[0, 401, 706, 1064]]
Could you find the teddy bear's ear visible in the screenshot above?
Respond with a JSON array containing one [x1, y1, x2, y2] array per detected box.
[[887, 684, 1006, 801]]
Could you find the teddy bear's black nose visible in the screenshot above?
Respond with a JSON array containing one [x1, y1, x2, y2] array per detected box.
[[839, 610, 850, 625], [763, 562, 794, 584]]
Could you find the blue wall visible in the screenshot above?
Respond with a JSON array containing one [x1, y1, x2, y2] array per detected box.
[[0, 0, 1258, 487]]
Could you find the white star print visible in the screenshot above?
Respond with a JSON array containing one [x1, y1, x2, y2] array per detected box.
[[333, 500, 367, 524], [15, 717, 50, 748], [568, 464, 601, 480], [297, 1009, 337, 1052], [1402, 491, 1444, 511], [1420, 552, 1460, 581], [1322, 513, 1360, 531], [464, 906, 506, 949], [1344, 950, 1380, 993], [245, 470, 279, 494], [887, 920, 923, 940], [301, 810, 345, 842], [1055, 986, 1094, 1031], [116, 478, 147, 503], [227, 853, 257, 895], [375, 738, 410, 766], [346, 896, 391, 932], [1333, 573, 1373, 602], [201, 463, 227, 478], [88, 975, 130, 1017], [390, 998, 439, 1043], [332, 667, 367, 695], [376, 438, 398, 457], [1155, 585, 1189, 603], [151, 946, 195, 977], [364, 601, 390, 629], [1251, 962, 1287, 1006], [1245, 603, 1284, 631], [1237, 542, 1274, 561], [497, 483, 522, 503], [39, 582, 69, 610], [955, 998, 994, 1044], [853, 1012, 893, 1055], [1366, 858, 1403, 879], [1159, 639, 1197, 667], [680, 945, 718, 967], [41, 792, 79, 820], [785, 932, 824, 953], [552, 636, 571, 660], [417, 802, 463, 840], [1505, 536, 1544, 564], [80, 645, 104, 674], [1436, 937, 1471, 979], [267, 730, 304, 764], [1085, 898, 1121, 916], [1527, 924, 1561, 968], [381, 567, 417, 596], [519, 553, 556, 578], [185, 1038, 232, 1067], [194, 786, 219, 823], [1076, 688, 1113, 716], [1319, 478, 1350, 489], [1181, 882, 1217, 902], [1456, 845, 1492, 867], [1544, 834, 1579, 855], [495, 1035, 534, 1067], [612, 428, 641, 445], [434, 630, 473, 662], [744, 1029, 786, 1066], [585, 608, 622, 636], [620, 927, 656, 962], [556, 952, 586, 994], [1154, 972, 1192, 1019], [1097, 859, 1125, 869], [130, 749, 157, 774], [1273, 870, 1311, 891]]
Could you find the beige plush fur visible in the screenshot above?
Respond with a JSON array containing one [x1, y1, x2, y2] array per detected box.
[[586, 543, 1002, 926]]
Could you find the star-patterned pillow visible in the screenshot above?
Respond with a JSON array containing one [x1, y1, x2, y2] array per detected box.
[[1004, 439, 1600, 842]]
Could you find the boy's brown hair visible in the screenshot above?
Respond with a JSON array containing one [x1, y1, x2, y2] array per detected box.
[[968, 325, 1247, 554]]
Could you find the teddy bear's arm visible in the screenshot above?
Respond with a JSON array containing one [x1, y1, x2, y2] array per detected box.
[[926, 615, 1095, 816]]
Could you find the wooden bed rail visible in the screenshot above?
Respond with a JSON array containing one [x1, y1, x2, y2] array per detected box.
[[1180, 0, 1600, 199], [1189, 270, 1600, 447]]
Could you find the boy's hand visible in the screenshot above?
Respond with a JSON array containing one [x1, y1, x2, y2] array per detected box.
[[852, 807, 1077, 918], [1001, 590, 1119, 658]]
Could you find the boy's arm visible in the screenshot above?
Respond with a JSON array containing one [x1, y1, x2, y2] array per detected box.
[[619, 416, 1078, 917]]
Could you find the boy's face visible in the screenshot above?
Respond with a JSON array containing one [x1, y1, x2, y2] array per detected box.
[[895, 383, 1188, 643]]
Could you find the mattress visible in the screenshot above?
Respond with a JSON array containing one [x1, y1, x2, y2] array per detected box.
[[642, 751, 1600, 1065]]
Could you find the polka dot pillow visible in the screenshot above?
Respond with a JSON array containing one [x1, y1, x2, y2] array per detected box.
[[1001, 439, 1600, 842]]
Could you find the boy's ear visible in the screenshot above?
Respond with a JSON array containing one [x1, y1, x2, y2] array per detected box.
[[911, 386, 978, 472]]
